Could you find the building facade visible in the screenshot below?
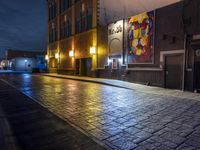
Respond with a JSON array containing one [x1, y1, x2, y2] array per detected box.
[[46, 0, 180, 75], [98, 0, 200, 92], [47, 0, 200, 92], [47, 0, 99, 76], [5, 49, 46, 72]]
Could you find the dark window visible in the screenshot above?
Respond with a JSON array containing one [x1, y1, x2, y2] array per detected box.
[[49, 24, 57, 43], [86, 9, 92, 30], [67, 18, 72, 36], [49, 2, 57, 20], [75, 8, 92, 33], [81, 11, 86, 32], [48, 6, 51, 21], [60, 17, 72, 39], [76, 17, 81, 34], [75, 0, 80, 3], [60, 0, 72, 13]]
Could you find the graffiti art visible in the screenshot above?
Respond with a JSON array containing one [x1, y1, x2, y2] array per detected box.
[[127, 11, 154, 64]]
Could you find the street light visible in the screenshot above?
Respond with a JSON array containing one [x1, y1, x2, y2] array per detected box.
[[45, 55, 49, 60], [24, 59, 27, 71], [69, 50, 74, 57], [90, 46, 96, 55], [55, 53, 59, 59]]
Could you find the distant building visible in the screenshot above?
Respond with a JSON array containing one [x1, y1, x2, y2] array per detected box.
[[10, 57, 37, 72], [5, 49, 47, 72]]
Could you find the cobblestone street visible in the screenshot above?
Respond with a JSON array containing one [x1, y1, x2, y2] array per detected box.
[[1, 74, 200, 150]]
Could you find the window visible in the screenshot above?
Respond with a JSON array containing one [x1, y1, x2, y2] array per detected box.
[[49, 2, 57, 21], [81, 11, 86, 32], [75, 16, 81, 33], [60, 0, 72, 13], [49, 23, 57, 43], [60, 16, 72, 39], [86, 8, 92, 30], [67, 18, 72, 36], [75, 7, 93, 33], [75, 0, 80, 3]]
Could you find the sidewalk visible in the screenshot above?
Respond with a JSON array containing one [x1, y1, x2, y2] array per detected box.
[[42, 73, 200, 101]]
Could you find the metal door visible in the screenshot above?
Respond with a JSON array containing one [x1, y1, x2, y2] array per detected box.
[[194, 49, 200, 92], [165, 54, 183, 90], [80, 58, 92, 76], [75, 59, 80, 75]]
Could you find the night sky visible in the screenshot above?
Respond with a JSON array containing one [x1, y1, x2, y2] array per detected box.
[[0, 0, 47, 58]]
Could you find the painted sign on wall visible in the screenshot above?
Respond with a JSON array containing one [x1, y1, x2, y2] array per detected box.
[[127, 11, 154, 64], [108, 20, 123, 56]]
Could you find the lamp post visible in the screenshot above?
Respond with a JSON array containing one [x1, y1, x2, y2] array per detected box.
[[24, 59, 27, 71]]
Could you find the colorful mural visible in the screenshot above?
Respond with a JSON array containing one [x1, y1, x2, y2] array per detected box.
[[127, 11, 154, 64]]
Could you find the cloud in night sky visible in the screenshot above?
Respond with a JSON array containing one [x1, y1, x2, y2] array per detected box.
[[0, 0, 47, 58]]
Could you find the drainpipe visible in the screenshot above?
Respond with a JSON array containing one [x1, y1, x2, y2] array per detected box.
[[182, 34, 187, 91]]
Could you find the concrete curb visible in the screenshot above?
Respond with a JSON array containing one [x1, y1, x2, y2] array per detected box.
[[41, 74, 133, 90], [40, 74, 200, 101]]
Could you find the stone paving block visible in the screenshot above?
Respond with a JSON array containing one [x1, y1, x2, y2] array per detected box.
[[111, 137, 138, 150], [123, 126, 141, 135], [134, 124, 146, 130], [165, 122, 181, 130], [185, 139, 200, 149], [122, 120, 138, 128], [176, 143, 197, 150], [159, 131, 186, 144], [89, 129, 112, 141], [133, 145, 148, 150], [138, 139, 159, 150]]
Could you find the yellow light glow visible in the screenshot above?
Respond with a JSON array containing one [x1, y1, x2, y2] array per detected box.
[[45, 55, 49, 60], [90, 46, 96, 55], [55, 53, 59, 59], [69, 50, 74, 57]]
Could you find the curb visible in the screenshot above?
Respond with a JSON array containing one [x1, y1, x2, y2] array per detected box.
[[41, 74, 133, 90], [40, 74, 200, 101]]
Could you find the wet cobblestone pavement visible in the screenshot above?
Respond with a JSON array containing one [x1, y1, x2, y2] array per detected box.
[[1, 74, 200, 150]]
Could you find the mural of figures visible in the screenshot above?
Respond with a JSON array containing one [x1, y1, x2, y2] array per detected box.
[[127, 11, 154, 64]]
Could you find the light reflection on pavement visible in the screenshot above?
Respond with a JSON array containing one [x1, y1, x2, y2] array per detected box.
[[1, 74, 200, 150]]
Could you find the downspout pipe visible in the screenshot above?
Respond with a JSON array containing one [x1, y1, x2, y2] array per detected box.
[[182, 34, 187, 91]]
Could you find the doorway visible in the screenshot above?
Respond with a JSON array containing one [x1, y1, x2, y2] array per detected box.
[[165, 54, 183, 90], [75, 59, 80, 75], [80, 58, 92, 76], [194, 49, 200, 92]]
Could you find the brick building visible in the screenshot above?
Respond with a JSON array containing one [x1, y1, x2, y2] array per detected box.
[[47, 0, 200, 92], [46, 0, 179, 75]]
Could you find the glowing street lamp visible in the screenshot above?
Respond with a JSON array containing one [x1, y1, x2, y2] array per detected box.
[[55, 53, 59, 59], [69, 50, 74, 57], [90, 46, 96, 55], [45, 55, 49, 60]]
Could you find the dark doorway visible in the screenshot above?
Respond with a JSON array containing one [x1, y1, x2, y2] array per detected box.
[[80, 58, 92, 76], [194, 50, 200, 92], [50, 58, 57, 68], [75, 59, 80, 75], [165, 54, 183, 90]]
